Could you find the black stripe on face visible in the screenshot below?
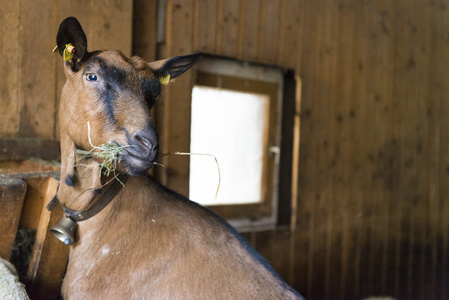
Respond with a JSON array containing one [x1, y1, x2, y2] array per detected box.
[[85, 56, 161, 125], [86, 57, 129, 124], [101, 82, 119, 124], [142, 77, 160, 108]]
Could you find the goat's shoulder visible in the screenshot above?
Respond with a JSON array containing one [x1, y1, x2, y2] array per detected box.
[[139, 176, 303, 299]]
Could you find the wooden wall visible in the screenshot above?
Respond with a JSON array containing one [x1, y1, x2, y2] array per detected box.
[[2, 0, 449, 299], [153, 0, 449, 299], [296, 1, 448, 299]]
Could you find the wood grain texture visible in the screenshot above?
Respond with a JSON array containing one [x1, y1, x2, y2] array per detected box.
[[0, 139, 60, 161], [218, 0, 241, 58], [0, 2, 20, 137], [161, 0, 195, 195], [89, 0, 133, 57], [193, 0, 218, 53], [238, 0, 260, 60], [294, 0, 449, 299], [0, 177, 27, 259], [133, 0, 157, 61], [276, 0, 300, 68], [27, 177, 69, 300], [18, 0, 58, 139]]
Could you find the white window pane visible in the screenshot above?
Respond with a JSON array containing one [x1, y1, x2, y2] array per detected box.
[[190, 86, 269, 205]]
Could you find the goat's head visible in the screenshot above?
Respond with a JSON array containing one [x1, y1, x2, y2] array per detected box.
[[56, 17, 201, 176]]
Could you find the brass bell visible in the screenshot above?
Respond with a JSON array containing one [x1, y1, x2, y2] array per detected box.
[[50, 217, 77, 245]]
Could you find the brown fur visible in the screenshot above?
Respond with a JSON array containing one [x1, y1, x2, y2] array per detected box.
[[56, 17, 302, 299]]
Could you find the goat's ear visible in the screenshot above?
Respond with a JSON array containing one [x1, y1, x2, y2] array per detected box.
[[148, 53, 202, 84], [56, 17, 88, 70]]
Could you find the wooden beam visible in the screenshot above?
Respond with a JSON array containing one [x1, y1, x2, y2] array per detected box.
[[161, 0, 195, 195], [132, 0, 158, 61], [0, 177, 27, 259], [0, 138, 60, 162], [27, 177, 69, 300]]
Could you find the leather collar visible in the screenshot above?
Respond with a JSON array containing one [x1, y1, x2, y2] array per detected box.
[[50, 173, 129, 223]]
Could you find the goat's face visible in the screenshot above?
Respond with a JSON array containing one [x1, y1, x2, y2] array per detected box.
[[57, 17, 201, 176], [60, 51, 161, 175]]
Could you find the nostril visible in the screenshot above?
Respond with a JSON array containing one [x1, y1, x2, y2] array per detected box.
[[135, 135, 151, 149], [132, 131, 158, 152]]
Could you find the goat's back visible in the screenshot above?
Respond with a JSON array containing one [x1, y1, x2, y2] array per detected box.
[[62, 176, 302, 299]]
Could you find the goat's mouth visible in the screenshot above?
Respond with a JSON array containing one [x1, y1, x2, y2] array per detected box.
[[117, 144, 158, 176]]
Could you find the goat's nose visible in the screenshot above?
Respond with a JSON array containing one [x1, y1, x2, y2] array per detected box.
[[131, 130, 159, 158]]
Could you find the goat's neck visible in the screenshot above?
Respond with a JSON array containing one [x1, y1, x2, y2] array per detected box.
[[58, 133, 113, 212]]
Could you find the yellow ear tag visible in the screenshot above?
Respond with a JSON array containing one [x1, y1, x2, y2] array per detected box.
[[159, 74, 171, 85], [63, 43, 75, 61]]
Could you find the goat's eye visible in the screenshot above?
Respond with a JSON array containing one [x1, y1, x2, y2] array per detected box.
[[86, 74, 98, 81]]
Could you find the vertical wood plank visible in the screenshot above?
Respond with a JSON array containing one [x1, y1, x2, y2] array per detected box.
[[347, 1, 368, 297], [194, 0, 217, 53], [332, 1, 356, 298], [162, 0, 195, 195], [27, 177, 69, 300], [436, 2, 449, 298], [295, 0, 325, 298], [19, 177, 54, 229], [357, 1, 372, 296], [323, 0, 342, 298], [424, 1, 440, 298], [133, 0, 158, 61], [391, 1, 418, 298], [18, 0, 58, 139], [413, 2, 433, 299], [373, 0, 396, 296], [259, 0, 281, 64], [0, 177, 27, 259], [289, 75, 302, 288], [389, 1, 407, 297], [291, 3, 305, 295], [402, 3, 423, 298], [218, 0, 240, 57], [357, 0, 396, 296], [362, 2, 379, 294], [238, 0, 260, 61], [89, 0, 133, 57], [276, 0, 300, 69], [0, 2, 20, 138], [437, 2, 449, 298]]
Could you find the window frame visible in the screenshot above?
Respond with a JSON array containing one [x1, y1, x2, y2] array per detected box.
[[190, 56, 284, 231]]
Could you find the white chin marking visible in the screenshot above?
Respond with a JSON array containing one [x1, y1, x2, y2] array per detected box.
[[101, 245, 110, 255]]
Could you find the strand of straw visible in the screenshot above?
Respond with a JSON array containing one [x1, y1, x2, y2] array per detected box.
[[160, 152, 221, 199]]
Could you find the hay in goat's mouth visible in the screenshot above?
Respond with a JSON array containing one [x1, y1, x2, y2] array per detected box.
[[77, 121, 128, 177]]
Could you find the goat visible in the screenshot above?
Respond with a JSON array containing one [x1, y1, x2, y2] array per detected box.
[[54, 17, 304, 299]]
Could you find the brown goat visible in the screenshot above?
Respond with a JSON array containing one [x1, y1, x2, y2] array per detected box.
[[54, 17, 304, 299]]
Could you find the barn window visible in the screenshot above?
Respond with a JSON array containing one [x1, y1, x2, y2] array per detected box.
[[189, 56, 285, 231], [190, 87, 269, 205]]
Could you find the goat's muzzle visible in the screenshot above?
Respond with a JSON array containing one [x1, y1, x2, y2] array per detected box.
[[119, 130, 159, 176]]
